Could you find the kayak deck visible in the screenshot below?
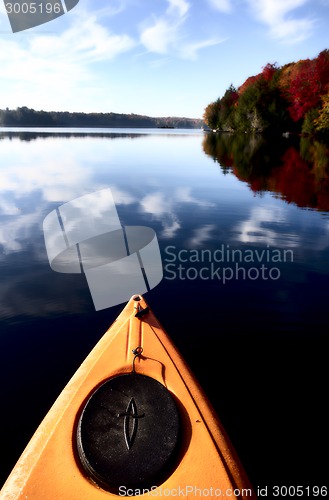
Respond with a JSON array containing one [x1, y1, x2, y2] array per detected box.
[[0, 295, 256, 499]]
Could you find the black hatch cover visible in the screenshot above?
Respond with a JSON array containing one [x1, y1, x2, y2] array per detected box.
[[76, 373, 181, 491]]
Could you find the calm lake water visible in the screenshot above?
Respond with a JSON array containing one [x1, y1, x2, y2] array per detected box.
[[0, 129, 328, 490]]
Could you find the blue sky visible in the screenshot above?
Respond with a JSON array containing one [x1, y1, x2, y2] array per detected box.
[[0, 0, 328, 119]]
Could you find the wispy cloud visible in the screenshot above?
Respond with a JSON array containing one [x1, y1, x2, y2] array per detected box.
[[179, 36, 226, 60], [0, 212, 41, 254], [0, 9, 135, 110], [140, 0, 223, 60], [167, 0, 190, 17], [139, 191, 181, 238], [140, 18, 181, 55], [175, 187, 215, 207], [82, 0, 128, 19], [110, 187, 137, 206], [207, 0, 233, 13], [0, 138, 92, 202], [140, 192, 173, 216], [187, 224, 216, 247], [234, 206, 300, 247], [139, 187, 215, 238], [25, 16, 135, 68], [246, 0, 315, 43]]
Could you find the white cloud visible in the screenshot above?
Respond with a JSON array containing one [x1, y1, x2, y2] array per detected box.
[[140, 19, 180, 54], [0, 211, 41, 254], [167, 0, 190, 17], [0, 139, 92, 202], [162, 219, 181, 238], [269, 17, 314, 43], [0, 11, 135, 111], [234, 206, 300, 247], [175, 187, 215, 207], [139, 188, 215, 238], [0, 199, 21, 216], [249, 0, 307, 24], [179, 36, 226, 60], [140, 188, 214, 215], [188, 224, 215, 247], [84, 1, 127, 19], [50, 14, 135, 62], [207, 0, 233, 13], [246, 0, 315, 43], [140, 191, 181, 238], [110, 187, 137, 205], [0, 139, 135, 255], [140, 0, 223, 59], [140, 192, 172, 215]]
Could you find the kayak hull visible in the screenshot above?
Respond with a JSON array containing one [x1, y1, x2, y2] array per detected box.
[[0, 295, 256, 499]]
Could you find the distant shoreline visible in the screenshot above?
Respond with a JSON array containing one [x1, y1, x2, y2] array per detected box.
[[0, 125, 201, 129], [0, 107, 203, 129]]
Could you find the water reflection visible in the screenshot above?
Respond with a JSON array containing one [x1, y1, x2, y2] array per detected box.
[[0, 130, 220, 318], [0, 128, 200, 142], [203, 133, 329, 212], [0, 130, 328, 494], [234, 206, 300, 247], [139, 188, 215, 239], [43, 188, 163, 310], [0, 131, 149, 142], [187, 225, 216, 248], [1, 129, 329, 323]]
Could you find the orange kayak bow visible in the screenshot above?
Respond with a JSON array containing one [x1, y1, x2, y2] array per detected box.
[[0, 295, 256, 499]]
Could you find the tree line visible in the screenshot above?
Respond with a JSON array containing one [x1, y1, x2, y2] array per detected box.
[[203, 49, 329, 136], [0, 107, 203, 129]]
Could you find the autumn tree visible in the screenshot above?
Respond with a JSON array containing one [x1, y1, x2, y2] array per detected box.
[[281, 50, 329, 123], [235, 66, 290, 133], [314, 90, 329, 133], [287, 59, 320, 121], [204, 49, 329, 135], [203, 99, 221, 129]]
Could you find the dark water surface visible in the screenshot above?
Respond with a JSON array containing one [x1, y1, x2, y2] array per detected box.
[[0, 129, 328, 490]]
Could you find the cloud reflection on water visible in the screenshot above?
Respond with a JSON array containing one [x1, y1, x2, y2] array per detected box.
[[233, 206, 301, 248], [1, 132, 329, 321]]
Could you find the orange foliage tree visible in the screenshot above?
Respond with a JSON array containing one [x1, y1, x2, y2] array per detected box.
[[204, 50, 329, 134]]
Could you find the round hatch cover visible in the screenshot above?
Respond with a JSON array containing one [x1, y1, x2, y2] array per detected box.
[[76, 373, 181, 491]]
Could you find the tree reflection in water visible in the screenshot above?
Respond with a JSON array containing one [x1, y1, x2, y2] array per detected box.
[[203, 133, 329, 211]]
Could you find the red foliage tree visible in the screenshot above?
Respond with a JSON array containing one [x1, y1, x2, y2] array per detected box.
[[239, 63, 277, 95], [286, 51, 329, 122], [238, 75, 261, 95], [262, 63, 278, 82]]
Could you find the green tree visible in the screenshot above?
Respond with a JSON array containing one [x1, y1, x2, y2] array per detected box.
[[235, 76, 288, 133], [216, 85, 238, 131], [203, 99, 221, 129]]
